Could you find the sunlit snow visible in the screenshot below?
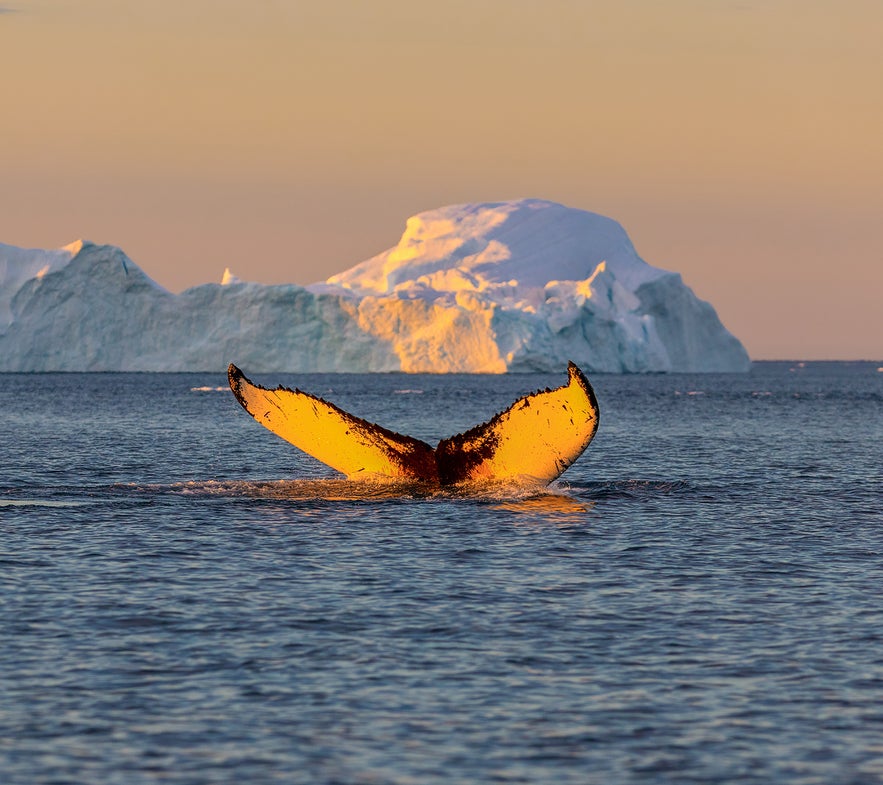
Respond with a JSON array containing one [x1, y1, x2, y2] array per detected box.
[[0, 199, 749, 372]]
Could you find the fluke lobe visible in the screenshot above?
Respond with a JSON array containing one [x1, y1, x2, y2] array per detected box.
[[227, 363, 599, 486]]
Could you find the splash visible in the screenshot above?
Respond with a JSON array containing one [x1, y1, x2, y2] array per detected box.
[[126, 476, 586, 504]]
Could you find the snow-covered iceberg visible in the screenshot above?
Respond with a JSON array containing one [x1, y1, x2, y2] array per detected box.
[[0, 199, 750, 372]]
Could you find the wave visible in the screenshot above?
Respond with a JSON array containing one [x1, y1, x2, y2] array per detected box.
[[0, 498, 90, 508], [2, 477, 694, 513]]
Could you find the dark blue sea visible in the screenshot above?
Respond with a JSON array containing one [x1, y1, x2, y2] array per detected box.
[[2, 362, 882, 784]]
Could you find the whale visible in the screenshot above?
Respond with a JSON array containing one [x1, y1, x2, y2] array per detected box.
[[227, 362, 599, 486]]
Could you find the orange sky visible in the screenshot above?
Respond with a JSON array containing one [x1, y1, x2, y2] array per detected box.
[[2, 0, 881, 360]]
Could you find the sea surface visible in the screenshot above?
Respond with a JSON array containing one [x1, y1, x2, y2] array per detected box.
[[1, 361, 881, 784]]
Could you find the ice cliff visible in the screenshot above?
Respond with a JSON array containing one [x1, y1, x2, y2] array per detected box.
[[0, 199, 750, 372]]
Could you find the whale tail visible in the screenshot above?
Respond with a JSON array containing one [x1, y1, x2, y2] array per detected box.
[[228, 363, 599, 486]]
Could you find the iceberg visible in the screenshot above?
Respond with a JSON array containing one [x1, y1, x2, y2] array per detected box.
[[0, 199, 750, 372]]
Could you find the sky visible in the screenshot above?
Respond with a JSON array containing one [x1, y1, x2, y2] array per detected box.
[[1, 0, 881, 361]]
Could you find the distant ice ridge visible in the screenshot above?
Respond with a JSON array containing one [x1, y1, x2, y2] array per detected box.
[[0, 240, 81, 330], [0, 199, 750, 372]]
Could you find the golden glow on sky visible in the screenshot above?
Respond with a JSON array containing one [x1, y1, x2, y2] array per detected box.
[[1, 0, 881, 359]]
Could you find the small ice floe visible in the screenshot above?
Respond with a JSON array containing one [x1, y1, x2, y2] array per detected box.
[[190, 386, 228, 392], [393, 389, 424, 394]]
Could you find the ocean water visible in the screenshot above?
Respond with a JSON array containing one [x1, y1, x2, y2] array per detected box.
[[1, 361, 881, 784]]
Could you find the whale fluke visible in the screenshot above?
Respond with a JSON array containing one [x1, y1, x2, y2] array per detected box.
[[228, 363, 599, 486], [435, 363, 600, 485], [227, 365, 439, 481]]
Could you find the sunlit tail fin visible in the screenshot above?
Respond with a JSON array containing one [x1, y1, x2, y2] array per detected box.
[[228, 363, 599, 486], [436, 362, 599, 485], [228, 365, 438, 481]]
